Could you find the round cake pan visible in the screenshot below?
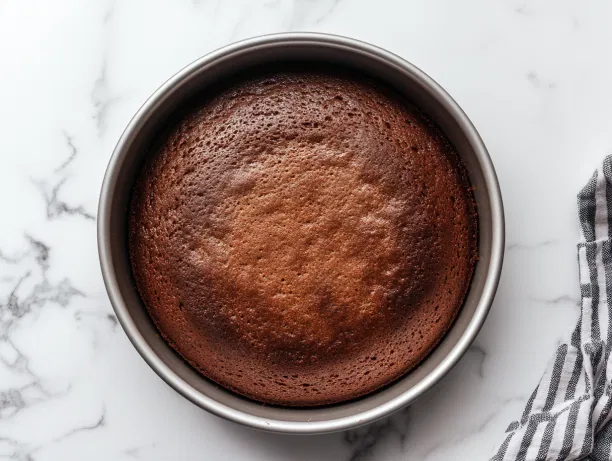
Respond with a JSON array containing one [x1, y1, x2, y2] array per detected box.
[[97, 33, 504, 434]]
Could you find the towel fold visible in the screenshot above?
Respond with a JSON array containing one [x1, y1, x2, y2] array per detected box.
[[492, 156, 612, 460]]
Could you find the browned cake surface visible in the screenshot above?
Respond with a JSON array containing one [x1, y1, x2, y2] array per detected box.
[[129, 70, 477, 406]]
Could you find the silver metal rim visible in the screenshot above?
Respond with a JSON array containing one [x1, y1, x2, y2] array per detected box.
[[98, 32, 505, 434]]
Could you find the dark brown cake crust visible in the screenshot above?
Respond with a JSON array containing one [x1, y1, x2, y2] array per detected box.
[[128, 70, 477, 406]]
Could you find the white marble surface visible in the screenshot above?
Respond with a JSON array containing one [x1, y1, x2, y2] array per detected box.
[[0, 0, 611, 459]]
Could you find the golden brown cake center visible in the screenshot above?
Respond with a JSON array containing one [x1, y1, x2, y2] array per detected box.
[[208, 145, 412, 352]]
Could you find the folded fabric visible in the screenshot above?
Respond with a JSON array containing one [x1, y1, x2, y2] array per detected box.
[[491, 156, 612, 460]]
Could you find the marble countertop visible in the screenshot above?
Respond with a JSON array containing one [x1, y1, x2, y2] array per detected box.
[[1, 0, 611, 459]]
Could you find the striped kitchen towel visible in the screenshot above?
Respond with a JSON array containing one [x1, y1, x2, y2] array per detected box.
[[492, 156, 612, 460]]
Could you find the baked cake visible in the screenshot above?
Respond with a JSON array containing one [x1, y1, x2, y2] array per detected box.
[[128, 70, 477, 406]]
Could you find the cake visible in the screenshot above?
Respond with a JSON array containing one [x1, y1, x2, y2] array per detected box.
[[128, 69, 477, 406]]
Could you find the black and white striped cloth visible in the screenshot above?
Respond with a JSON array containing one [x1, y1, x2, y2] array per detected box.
[[492, 156, 612, 460]]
